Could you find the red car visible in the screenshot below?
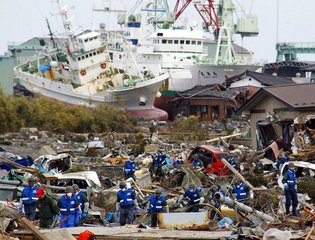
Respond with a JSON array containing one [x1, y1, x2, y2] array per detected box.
[[188, 145, 230, 175]]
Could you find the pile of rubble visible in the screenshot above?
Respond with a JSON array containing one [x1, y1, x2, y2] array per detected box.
[[0, 122, 314, 240]]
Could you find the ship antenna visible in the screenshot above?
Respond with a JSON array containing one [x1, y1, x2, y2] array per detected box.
[[46, 18, 57, 50], [46, 18, 61, 62]]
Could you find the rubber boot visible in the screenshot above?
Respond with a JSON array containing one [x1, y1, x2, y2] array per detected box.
[[292, 209, 298, 216], [286, 209, 290, 216]]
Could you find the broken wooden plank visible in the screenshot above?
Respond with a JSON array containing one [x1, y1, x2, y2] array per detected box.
[[140, 188, 178, 197], [221, 158, 266, 191], [19, 217, 49, 240], [0, 179, 70, 192], [0, 157, 39, 175], [43, 229, 76, 240], [205, 133, 242, 143], [305, 221, 315, 240], [0, 200, 17, 215]]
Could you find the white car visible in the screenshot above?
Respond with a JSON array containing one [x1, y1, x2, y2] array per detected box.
[[44, 171, 102, 193], [278, 161, 315, 189]]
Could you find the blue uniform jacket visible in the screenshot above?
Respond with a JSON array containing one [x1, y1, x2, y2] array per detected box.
[[184, 188, 202, 205], [233, 183, 248, 200], [285, 169, 297, 189], [173, 160, 184, 168], [117, 188, 135, 208], [59, 194, 77, 215], [124, 160, 137, 175], [21, 185, 39, 205], [149, 195, 166, 213], [192, 159, 203, 169], [153, 154, 167, 166]]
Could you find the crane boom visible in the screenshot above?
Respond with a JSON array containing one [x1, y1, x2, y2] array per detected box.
[[173, 0, 219, 31]]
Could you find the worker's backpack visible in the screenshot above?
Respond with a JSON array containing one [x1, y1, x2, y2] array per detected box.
[[78, 230, 95, 240]]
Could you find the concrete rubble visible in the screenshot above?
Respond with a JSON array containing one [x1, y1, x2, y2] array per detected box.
[[0, 117, 314, 240]]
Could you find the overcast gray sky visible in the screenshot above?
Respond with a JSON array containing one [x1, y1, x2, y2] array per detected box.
[[1, 0, 314, 62]]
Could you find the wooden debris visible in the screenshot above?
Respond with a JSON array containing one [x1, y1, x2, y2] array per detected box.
[[19, 217, 49, 240], [0, 157, 39, 175], [205, 133, 242, 143], [305, 222, 315, 240], [221, 158, 266, 191], [140, 188, 178, 197], [43, 229, 76, 240]]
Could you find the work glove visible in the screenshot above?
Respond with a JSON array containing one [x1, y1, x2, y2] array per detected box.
[[115, 211, 120, 218], [249, 190, 254, 199], [284, 183, 288, 190], [82, 212, 88, 219], [135, 207, 140, 216], [165, 206, 170, 213], [19, 207, 23, 214]]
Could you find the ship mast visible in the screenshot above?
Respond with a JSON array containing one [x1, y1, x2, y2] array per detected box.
[[50, 0, 80, 56], [46, 18, 57, 50], [58, 5, 80, 54]]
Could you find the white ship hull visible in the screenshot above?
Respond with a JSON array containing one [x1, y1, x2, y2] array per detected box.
[[168, 64, 261, 92], [110, 59, 260, 93], [15, 69, 169, 120]]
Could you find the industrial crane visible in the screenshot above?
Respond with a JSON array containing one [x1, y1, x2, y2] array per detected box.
[[174, 0, 258, 64], [173, 0, 219, 32]]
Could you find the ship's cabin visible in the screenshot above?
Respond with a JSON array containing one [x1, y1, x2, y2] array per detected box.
[[77, 31, 102, 52], [151, 30, 205, 54]]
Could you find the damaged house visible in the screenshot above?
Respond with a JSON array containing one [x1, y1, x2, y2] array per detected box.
[[169, 85, 249, 121], [225, 70, 296, 99], [236, 83, 315, 149]]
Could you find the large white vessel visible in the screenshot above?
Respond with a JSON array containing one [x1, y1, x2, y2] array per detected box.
[[102, 0, 260, 93], [14, 2, 169, 120]]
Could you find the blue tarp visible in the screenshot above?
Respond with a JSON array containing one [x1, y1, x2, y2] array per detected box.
[[39, 65, 51, 73], [0, 156, 34, 171]]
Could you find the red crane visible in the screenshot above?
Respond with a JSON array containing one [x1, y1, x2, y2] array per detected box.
[[173, 0, 220, 31]]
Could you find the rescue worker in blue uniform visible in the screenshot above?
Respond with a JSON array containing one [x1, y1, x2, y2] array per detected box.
[[151, 152, 167, 179], [232, 179, 253, 201], [72, 184, 89, 226], [173, 155, 184, 168], [147, 189, 168, 228], [124, 155, 137, 181], [116, 182, 139, 226], [177, 184, 204, 212], [20, 177, 39, 220], [208, 184, 225, 219], [222, 155, 239, 174], [58, 186, 79, 228], [152, 152, 167, 167], [282, 162, 298, 216], [191, 154, 203, 170]]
